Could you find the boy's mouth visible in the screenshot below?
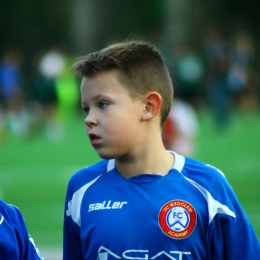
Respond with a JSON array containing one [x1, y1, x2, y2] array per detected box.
[[88, 133, 100, 144]]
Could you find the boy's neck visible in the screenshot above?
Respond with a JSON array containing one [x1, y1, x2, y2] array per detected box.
[[115, 146, 175, 179]]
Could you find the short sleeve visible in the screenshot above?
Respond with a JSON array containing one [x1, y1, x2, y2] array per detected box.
[[0, 200, 44, 260]]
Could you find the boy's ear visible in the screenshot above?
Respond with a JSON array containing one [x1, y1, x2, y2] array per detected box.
[[142, 92, 162, 121]]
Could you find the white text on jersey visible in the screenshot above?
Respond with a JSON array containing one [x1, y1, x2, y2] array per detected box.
[[89, 200, 128, 212], [98, 246, 191, 260]]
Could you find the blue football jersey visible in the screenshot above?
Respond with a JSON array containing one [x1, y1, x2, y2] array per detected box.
[[63, 151, 260, 260], [0, 200, 43, 260]]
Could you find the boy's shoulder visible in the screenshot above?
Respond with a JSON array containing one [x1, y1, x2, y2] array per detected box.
[[181, 156, 233, 198], [183, 156, 227, 183], [184, 156, 225, 177], [67, 159, 112, 191], [173, 151, 225, 180]]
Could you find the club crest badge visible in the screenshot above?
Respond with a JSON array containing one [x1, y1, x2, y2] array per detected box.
[[158, 199, 197, 239]]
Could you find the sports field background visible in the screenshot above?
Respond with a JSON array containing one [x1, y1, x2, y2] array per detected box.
[[0, 109, 259, 254]]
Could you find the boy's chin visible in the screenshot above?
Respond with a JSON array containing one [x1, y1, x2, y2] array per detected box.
[[95, 147, 127, 160], [96, 150, 116, 160]]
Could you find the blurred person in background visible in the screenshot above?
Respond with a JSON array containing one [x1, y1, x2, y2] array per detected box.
[[0, 92, 5, 142], [0, 50, 30, 141], [0, 199, 44, 259], [54, 50, 80, 124], [174, 44, 205, 111], [30, 45, 66, 141], [227, 32, 259, 114], [162, 45, 202, 157], [204, 29, 231, 130], [162, 98, 200, 157]]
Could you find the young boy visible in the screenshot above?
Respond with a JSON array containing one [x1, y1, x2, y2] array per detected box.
[[0, 199, 43, 259], [63, 41, 260, 260]]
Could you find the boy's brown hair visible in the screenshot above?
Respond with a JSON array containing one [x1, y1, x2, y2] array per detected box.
[[74, 41, 174, 126]]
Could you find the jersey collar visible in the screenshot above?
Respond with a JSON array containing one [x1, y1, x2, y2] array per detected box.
[[106, 151, 185, 173]]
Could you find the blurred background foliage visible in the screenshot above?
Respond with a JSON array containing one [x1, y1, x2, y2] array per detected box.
[[1, 1, 259, 49]]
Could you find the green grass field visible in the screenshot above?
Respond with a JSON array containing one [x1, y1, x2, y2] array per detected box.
[[0, 109, 259, 250]]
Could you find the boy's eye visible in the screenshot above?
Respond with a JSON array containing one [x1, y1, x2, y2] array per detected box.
[[99, 101, 108, 109], [82, 107, 90, 115]]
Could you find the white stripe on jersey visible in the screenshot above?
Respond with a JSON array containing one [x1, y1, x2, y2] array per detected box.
[[183, 176, 236, 224], [107, 159, 115, 171], [66, 175, 103, 226]]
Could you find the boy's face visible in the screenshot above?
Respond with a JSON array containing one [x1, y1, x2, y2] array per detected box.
[[81, 71, 144, 159]]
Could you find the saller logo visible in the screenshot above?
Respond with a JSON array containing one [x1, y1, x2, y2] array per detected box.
[[89, 200, 127, 212], [158, 200, 197, 239]]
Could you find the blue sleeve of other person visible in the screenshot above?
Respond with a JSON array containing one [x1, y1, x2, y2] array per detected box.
[[0, 199, 43, 260]]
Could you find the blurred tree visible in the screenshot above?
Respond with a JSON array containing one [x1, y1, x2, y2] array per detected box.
[[1, 0, 259, 55], [69, 0, 166, 55], [0, 1, 70, 53]]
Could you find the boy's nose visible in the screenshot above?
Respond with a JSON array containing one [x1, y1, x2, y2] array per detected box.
[[84, 113, 97, 127]]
